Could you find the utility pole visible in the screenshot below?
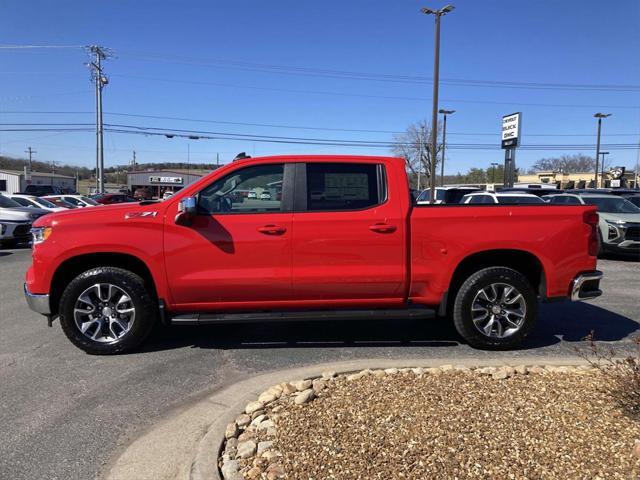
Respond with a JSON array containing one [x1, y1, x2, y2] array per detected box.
[[87, 45, 111, 194], [593, 112, 611, 188], [491, 162, 499, 184], [422, 4, 455, 203], [438, 109, 455, 186], [216, 152, 220, 167], [50, 160, 58, 175], [24, 147, 36, 171], [417, 125, 425, 190]]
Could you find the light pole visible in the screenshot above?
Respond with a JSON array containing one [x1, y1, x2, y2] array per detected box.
[[417, 124, 425, 190], [438, 109, 455, 186], [422, 4, 455, 203], [599, 151, 609, 186], [594, 113, 611, 188], [491, 162, 499, 184]]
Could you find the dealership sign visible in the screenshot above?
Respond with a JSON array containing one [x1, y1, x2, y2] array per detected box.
[[149, 176, 183, 184], [501, 112, 522, 149]]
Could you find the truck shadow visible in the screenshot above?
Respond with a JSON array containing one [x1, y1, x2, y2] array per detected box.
[[141, 302, 638, 353]]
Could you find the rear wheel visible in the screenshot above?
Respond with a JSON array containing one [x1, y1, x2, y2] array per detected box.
[[452, 267, 537, 350], [59, 267, 157, 354]]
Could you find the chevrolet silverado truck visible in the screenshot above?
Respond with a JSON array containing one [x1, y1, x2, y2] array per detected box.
[[25, 155, 603, 354]]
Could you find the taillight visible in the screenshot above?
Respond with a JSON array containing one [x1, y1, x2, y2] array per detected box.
[[583, 209, 599, 256]]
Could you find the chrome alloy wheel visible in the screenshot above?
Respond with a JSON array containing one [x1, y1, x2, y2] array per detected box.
[[471, 282, 526, 338], [73, 283, 136, 343]]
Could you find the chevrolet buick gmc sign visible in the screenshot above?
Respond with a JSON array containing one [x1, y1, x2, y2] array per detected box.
[[501, 112, 522, 149]]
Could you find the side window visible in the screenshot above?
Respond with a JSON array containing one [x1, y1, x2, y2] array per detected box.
[[551, 196, 568, 204], [468, 195, 486, 204], [12, 197, 30, 207], [565, 196, 581, 205], [198, 164, 284, 214], [306, 163, 383, 211]]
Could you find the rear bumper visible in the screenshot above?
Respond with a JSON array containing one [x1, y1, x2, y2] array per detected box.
[[24, 283, 51, 315], [570, 271, 603, 301]]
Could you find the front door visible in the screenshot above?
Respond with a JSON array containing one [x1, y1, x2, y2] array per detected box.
[[291, 161, 406, 306], [164, 163, 293, 310]]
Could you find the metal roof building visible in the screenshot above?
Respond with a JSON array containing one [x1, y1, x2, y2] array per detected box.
[[0, 169, 77, 194], [127, 169, 212, 197]]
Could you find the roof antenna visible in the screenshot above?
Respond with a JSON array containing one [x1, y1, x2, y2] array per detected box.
[[233, 152, 251, 161]]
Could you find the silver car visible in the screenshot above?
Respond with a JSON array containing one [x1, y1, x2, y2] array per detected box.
[[0, 194, 50, 246], [546, 193, 640, 256]]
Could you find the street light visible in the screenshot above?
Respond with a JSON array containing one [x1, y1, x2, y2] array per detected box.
[[594, 113, 611, 188], [599, 151, 610, 185], [491, 162, 499, 184], [438, 109, 455, 186], [422, 4, 455, 203]]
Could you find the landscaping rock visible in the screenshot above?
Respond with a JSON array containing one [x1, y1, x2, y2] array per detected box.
[[634, 440, 640, 459], [292, 379, 312, 391], [321, 370, 337, 380], [244, 401, 264, 415], [294, 388, 315, 405], [514, 365, 527, 375], [492, 370, 510, 380], [346, 369, 371, 381], [280, 382, 297, 395], [372, 369, 386, 378], [258, 391, 278, 404], [312, 378, 327, 393], [250, 414, 267, 427], [236, 440, 257, 459], [221, 459, 240, 479], [246, 465, 262, 479], [225, 422, 239, 439], [257, 440, 274, 456], [235, 413, 251, 428], [266, 463, 286, 480], [384, 368, 399, 375], [257, 419, 275, 430]]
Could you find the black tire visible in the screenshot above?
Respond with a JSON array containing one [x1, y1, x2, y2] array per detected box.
[[59, 267, 157, 355], [452, 267, 537, 350]]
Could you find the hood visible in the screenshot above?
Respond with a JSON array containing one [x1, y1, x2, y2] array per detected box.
[[32, 200, 162, 227], [0, 206, 49, 222], [598, 212, 640, 223]]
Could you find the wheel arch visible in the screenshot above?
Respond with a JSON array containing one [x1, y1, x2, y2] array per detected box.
[[440, 249, 546, 316], [50, 252, 158, 317]]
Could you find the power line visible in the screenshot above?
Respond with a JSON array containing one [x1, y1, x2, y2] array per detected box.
[[117, 50, 640, 92], [0, 44, 84, 49], [110, 73, 640, 110]]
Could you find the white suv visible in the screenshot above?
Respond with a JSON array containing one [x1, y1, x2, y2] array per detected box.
[[460, 192, 546, 205]]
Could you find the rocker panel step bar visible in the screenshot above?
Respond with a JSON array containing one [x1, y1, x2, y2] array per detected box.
[[170, 307, 436, 325]]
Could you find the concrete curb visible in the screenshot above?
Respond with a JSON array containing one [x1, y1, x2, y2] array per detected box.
[[103, 356, 592, 480]]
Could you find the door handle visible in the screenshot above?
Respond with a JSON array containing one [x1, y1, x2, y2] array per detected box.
[[369, 223, 397, 233], [257, 224, 287, 235]]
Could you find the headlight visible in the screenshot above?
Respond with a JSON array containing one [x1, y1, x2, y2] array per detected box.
[[606, 219, 626, 225], [31, 226, 52, 244]]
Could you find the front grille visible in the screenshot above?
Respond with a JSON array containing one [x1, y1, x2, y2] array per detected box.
[[626, 226, 640, 241], [13, 223, 32, 239]]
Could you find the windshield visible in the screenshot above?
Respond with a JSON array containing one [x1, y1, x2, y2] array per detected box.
[[584, 197, 640, 214], [33, 197, 57, 208], [0, 194, 22, 208], [497, 196, 545, 205], [80, 196, 99, 205]]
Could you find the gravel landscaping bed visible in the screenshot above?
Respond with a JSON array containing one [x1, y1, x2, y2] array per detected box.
[[218, 366, 640, 479]]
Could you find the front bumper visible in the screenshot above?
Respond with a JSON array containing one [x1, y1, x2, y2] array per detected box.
[[24, 283, 51, 315], [570, 271, 603, 301]]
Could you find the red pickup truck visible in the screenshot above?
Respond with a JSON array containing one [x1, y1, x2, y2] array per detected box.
[[25, 155, 602, 354]]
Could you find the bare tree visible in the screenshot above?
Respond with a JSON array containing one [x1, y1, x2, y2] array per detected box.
[[528, 154, 596, 174], [391, 120, 442, 187]]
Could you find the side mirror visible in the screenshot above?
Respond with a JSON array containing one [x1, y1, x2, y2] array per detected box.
[[175, 196, 197, 226]]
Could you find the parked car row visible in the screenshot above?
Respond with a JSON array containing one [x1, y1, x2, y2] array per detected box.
[[0, 194, 50, 247], [415, 186, 640, 257]]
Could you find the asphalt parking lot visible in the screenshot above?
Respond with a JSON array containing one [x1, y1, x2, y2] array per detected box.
[[0, 248, 638, 480]]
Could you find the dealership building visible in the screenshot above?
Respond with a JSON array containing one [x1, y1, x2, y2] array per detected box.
[[0, 169, 77, 194], [126, 169, 213, 198]]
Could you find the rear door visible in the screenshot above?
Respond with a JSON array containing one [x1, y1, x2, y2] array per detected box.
[[291, 161, 406, 305]]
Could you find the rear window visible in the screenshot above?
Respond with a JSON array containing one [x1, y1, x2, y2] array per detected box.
[[496, 196, 545, 205], [306, 163, 383, 211]]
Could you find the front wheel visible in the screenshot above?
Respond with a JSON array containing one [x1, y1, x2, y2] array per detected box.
[[452, 267, 537, 350], [59, 267, 157, 354]]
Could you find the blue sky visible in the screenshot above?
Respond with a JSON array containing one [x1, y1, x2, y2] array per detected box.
[[0, 0, 638, 174]]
